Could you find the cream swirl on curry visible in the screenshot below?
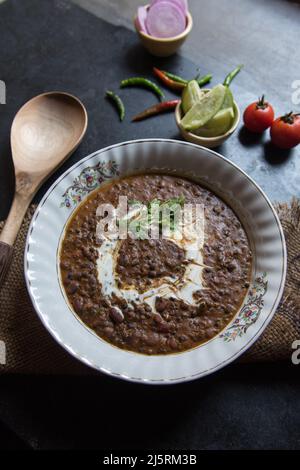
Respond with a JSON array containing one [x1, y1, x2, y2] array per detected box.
[[60, 174, 252, 354]]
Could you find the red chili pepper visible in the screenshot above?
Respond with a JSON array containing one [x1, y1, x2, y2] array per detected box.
[[153, 67, 185, 92], [132, 100, 180, 122]]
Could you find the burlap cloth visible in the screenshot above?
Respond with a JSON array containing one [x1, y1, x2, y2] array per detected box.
[[0, 200, 300, 375]]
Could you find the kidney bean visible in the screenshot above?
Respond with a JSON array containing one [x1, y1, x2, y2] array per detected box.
[[153, 313, 163, 323], [168, 337, 178, 350], [73, 297, 83, 312], [103, 327, 114, 337], [157, 322, 171, 333], [67, 281, 79, 295], [109, 308, 124, 324], [155, 298, 167, 313]]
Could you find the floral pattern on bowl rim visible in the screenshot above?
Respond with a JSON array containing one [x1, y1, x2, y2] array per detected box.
[[220, 272, 268, 342], [60, 160, 119, 208]]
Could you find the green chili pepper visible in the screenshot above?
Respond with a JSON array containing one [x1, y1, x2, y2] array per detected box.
[[106, 90, 125, 121], [197, 73, 213, 87], [163, 71, 213, 88], [223, 65, 243, 87], [163, 71, 188, 85], [120, 77, 164, 100]]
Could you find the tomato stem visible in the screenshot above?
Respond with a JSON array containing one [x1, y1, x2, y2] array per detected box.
[[256, 95, 267, 110], [280, 111, 297, 125]]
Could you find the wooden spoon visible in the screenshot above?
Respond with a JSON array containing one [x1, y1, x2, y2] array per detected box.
[[0, 91, 88, 286]]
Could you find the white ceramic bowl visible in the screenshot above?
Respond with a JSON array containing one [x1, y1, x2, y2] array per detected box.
[[25, 139, 286, 384]]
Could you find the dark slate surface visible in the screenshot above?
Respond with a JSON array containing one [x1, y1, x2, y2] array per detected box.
[[0, 0, 299, 450], [0, 363, 299, 450], [1, 0, 300, 222]]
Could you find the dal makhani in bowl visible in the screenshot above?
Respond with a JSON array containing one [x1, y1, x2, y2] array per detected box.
[[25, 140, 286, 383], [60, 174, 252, 356]]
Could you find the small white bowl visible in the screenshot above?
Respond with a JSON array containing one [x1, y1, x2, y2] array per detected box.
[[175, 99, 240, 148], [134, 9, 193, 57]]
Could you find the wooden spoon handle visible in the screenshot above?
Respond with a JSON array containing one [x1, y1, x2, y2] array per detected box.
[[0, 193, 31, 245], [0, 193, 32, 286]]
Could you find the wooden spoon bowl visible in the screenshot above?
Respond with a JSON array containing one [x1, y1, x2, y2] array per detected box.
[[0, 91, 88, 285]]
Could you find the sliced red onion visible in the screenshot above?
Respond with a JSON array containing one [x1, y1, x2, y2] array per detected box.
[[150, 0, 188, 16], [146, 1, 186, 38], [136, 6, 149, 34]]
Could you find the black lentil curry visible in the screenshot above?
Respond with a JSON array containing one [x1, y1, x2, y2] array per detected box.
[[60, 174, 252, 355]]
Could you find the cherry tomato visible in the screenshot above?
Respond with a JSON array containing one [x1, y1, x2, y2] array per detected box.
[[270, 112, 300, 149], [243, 95, 275, 133]]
